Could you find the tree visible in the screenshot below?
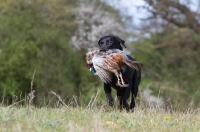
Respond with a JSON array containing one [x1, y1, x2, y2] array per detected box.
[[0, 0, 85, 103], [143, 0, 200, 33], [0, 0, 126, 105], [71, 0, 128, 50], [131, 0, 200, 109]]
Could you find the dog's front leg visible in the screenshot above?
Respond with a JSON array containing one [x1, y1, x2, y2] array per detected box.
[[104, 83, 114, 106]]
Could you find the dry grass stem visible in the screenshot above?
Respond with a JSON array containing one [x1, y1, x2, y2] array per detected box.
[[85, 89, 100, 111], [8, 99, 25, 108], [27, 69, 36, 114], [49, 91, 67, 107]]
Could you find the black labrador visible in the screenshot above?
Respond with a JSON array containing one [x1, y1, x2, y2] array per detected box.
[[98, 35, 141, 111]]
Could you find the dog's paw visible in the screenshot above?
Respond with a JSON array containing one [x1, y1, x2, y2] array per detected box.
[[108, 100, 114, 106]]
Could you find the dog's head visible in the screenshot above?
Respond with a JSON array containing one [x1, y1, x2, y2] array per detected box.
[[98, 36, 126, 52]]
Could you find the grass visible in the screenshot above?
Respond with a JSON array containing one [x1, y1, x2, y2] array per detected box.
[[0, 105, 199, 132], [1, 71, 199, 132]]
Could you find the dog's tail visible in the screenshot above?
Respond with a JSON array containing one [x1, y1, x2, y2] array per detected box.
[[123, 60, 143, 71]]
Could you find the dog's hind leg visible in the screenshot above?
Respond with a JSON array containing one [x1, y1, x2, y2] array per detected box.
[[130, 93, 136, 111], [130, 70, 141, 110]]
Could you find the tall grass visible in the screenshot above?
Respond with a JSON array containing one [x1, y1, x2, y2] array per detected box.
[[0, 70, 199, 132], [0, 90, 199, 132]]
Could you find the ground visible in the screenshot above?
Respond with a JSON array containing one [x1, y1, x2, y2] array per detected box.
[[0, 106, 199, 132]]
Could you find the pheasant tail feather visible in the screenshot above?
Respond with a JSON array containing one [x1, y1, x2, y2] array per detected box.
[[124, 60, 143, 71]]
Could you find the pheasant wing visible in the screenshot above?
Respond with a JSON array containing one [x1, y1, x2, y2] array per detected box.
[[93, 65, 113, 83], [92, 55, 113, 83]]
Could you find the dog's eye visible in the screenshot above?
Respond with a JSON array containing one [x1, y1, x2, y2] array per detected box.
[[106, 40, 112, 45], [99, 42, 103, 46], [109, 41, 113, 45]]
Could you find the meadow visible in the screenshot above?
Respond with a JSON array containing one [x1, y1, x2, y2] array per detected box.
[[0, 97, 199, 132]]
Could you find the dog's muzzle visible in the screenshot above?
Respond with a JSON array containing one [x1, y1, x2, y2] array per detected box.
[[99, 45, 111, 52]]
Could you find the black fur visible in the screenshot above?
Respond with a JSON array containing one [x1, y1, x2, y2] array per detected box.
[[98, 35, 141, 111], [98, 35, 126, 51]]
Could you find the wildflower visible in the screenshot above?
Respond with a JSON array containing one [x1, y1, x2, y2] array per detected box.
[[164, 116, 170, 120], [106, 121, 114, 125]]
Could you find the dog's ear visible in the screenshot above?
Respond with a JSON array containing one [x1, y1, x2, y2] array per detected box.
[[114, 36, 126, 50], [97, 38, 102, 46]]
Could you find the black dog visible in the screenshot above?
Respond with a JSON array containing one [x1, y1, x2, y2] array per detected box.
[[98, 35, 141, 111]]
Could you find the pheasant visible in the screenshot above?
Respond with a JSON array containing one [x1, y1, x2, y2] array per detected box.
[[86, 49, 142, 87]]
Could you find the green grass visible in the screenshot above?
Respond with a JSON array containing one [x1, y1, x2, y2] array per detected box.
[[0, 106, 199, 132]]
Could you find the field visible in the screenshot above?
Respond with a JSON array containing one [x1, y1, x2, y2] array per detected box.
[[0, 104, 199, 132]]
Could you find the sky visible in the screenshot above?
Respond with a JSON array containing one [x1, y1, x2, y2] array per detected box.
[[103, 0, 200, 43], [106, 0, 200, 26], [105, 0, 147, 26]]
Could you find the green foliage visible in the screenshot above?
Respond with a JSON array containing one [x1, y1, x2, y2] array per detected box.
[[131, 29, 200, 108], [0, 0, 102, 104]]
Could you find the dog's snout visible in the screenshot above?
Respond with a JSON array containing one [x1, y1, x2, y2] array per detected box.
[[99, 44, 108, 52]]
